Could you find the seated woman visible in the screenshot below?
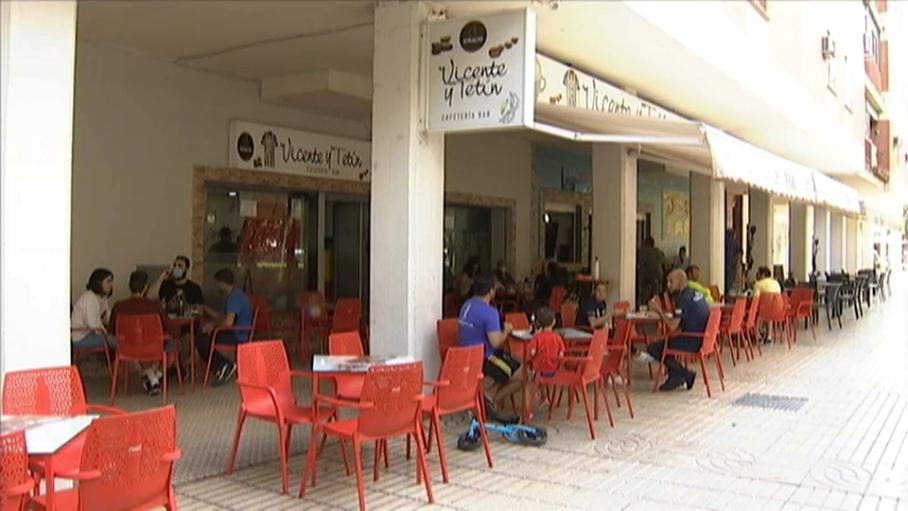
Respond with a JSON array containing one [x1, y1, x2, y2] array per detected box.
[[71, 268, 118, 349], [493, 259, 516, 289]]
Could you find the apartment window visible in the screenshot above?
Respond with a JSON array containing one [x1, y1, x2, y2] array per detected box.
[[865, 9, 880, 63]]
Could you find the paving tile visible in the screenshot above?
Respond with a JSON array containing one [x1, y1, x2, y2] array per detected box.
[[79, 277, 908, 510]]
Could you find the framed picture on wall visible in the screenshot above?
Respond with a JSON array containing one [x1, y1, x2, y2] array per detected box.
[[663, 190, 690, 237]]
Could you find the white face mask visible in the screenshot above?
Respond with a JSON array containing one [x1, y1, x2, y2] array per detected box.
[[171, 267, 186, 280]]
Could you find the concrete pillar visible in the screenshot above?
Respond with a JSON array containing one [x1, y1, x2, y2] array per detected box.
[[859, 219, 875, 270], [689, 174, 725, 287], [1, 1, 77, 378], [592, 145, 637, 305], [813, 208, 830, 275], [748, 189, 774, 276], [370, 1, 445, 377], [845, 216, 859, 273], [829, 213, 846, 272], [788, 203, 814, 281]]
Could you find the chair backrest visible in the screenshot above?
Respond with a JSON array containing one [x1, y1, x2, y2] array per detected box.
[[236, 341, 293, 408], [436, 319, 459, 360], [708, 285, 722, 302], [249, 294, 273, 334], [78, 405, 177, 511], [609, 318, 633, 347], [560, 303, 576, 328], [435, 345, 483, 412], [758, 293, 786, 321], [700, 308, 723, 354], [744, 297, 760, 328], [0, 430, 31, 510], [329, 331, 365, 357], [332, 298, 362, 334], [581, 330, 608, 381], [358, 362, 423, 438], [727, 298, 747, 334], [504, 312, 530, 330], [660, 293, 674, 313], [2, 366, 88, 416], [548, 286, 567, 311], [116, 314, 168, 360], [613, 301, 630, 314]]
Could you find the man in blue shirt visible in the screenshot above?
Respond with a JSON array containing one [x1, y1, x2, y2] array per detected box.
[[194, 269, 254, 386], [646, 269, 710, 391], [458, 275, 520, 423], [576, 281, 612, 329]]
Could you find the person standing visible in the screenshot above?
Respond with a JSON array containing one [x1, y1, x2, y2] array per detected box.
[[636, 237, 665, 307], [193, 269, 254, 386], [645, 269, 710, 391], [669, 246, 688, 271]]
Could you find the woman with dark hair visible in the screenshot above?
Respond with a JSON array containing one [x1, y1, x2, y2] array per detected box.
[[457, 256, 481, 299], [71, 268, 118, 349]]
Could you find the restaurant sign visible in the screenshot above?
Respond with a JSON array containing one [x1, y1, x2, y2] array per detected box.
[[535, 54, 683, 121], [228, 121, 371, 182], [425, 9, 536, 132]]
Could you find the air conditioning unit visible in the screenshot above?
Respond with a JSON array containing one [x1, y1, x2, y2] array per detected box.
[[822, 34, 836, 59]]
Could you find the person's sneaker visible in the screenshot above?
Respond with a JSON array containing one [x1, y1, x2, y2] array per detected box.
[[685, 372, 697, 390], [213, 362, 237, 387], [483, 397, 519, 425], [141, 376, 161, 396], [658, 375, 685, 392], [634, 351, 657, 364], [612, 375, 626, 387]]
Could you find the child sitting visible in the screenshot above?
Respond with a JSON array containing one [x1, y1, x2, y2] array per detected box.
[[526, 307, 566, 414]]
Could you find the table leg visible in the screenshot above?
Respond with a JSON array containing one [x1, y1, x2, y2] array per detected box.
[[45, 455, 56, 511], [521, 341, 530, 425], [189, 321, 196, 390]]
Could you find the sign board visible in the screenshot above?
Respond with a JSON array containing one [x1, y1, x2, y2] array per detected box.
[[425, 9, 536, 132], [228, 121, 371, 182], [535, 54, 683, 121]]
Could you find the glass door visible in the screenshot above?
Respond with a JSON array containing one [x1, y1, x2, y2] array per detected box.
[[327, 194, 370, 307]]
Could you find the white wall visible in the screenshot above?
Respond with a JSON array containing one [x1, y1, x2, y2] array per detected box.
[[445, 133, 533, 280], [71, 42, 369, 301]]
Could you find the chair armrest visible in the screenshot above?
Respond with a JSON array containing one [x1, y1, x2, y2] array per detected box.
[[86, 404, 126, 415], [235, 380, 282, 417], [557, 355, 593, 364], [55, 468, 102, 481], [423, 380, 451, 387], [315, 394, 374, 409], [4, 480, 33, 497], [161, 448, 182, 462]]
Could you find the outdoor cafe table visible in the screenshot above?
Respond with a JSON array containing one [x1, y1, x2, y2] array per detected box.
[[1, 414, 97, 511], [309, 354, 416, 394], [169, 312, 200, 389], [508, 328, 594, 424]]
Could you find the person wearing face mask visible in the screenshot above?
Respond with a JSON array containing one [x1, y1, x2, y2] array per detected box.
[[147, 255, 205, 311]]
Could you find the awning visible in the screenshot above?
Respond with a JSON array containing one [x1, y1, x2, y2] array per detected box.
[[532, 103, 862, 214]]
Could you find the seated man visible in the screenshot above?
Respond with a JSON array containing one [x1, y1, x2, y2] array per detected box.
[[645, 269, 710, 391], [193, 269, 253, 386], [147, 255, 205, 312], [458, 275, 520, 423], [576, 281, 612, 330], [109, 271, 183, 396], [685, 265, 716, 303]]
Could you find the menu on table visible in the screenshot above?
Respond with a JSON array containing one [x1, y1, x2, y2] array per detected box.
[[312, 355, 416, 373]]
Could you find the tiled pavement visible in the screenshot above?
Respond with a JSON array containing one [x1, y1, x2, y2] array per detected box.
[[85, 276, 908, 510]]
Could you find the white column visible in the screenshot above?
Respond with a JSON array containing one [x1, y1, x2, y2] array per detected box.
[[748, 189, 774, 277], [829, 213, 846, 272], [845, 216, 859, 273], [370, 1, 445, 378], [788, 203, 814, 281], [813, 207, 830, 275], [1, 1, 77, 378], [689, 174, 725, 287], [592, 145, 637, 305], [859, 219, 875, 270]]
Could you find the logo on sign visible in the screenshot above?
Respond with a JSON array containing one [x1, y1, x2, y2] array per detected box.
[[237, 133, 254, 161], [459, 21, 487, 52]]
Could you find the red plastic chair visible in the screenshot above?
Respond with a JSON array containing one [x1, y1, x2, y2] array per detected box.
[[443, 293, 460, 319], [708, 285, 723, 302], [299, 362, 434, 511], [2, 366, 124, 496], [601, 318, 634, 419], [719, 299, 749, 366], [612, 301, 631, 314], [328, 332, 366, 400], [548, 286, 567, 313], [537, 329, 613, 439], [250, 294, 298, 343], [204, 307, 259, 387], [758, 293, 793, 349], [30, 405, 181, 511], [0, 430, 33, 511], [332, 298, 362, 334], [560, 303, 577, 328], [788, 288, 817, 342], [660, 293, 674, 313], [420, 345, 492, 483], [504, 312, 531, 361], [300, 291, 332, 361], [742, 297, 763, 358], [228, 341, 337, 495], [436, 319, 459, 362], [111, 314, 184, 405], [653, 308, 726, 397], [71, 327, 113, 380]]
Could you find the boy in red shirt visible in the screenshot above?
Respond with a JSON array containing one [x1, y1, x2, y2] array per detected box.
[[526, 307, 566, 415]]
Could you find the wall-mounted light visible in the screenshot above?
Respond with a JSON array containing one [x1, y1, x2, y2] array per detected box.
[[228, 191, 238, 197], [544, 213, 551, 223]]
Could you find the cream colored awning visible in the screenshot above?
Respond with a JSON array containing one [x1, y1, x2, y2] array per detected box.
[[532, 103, 862, 214]]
